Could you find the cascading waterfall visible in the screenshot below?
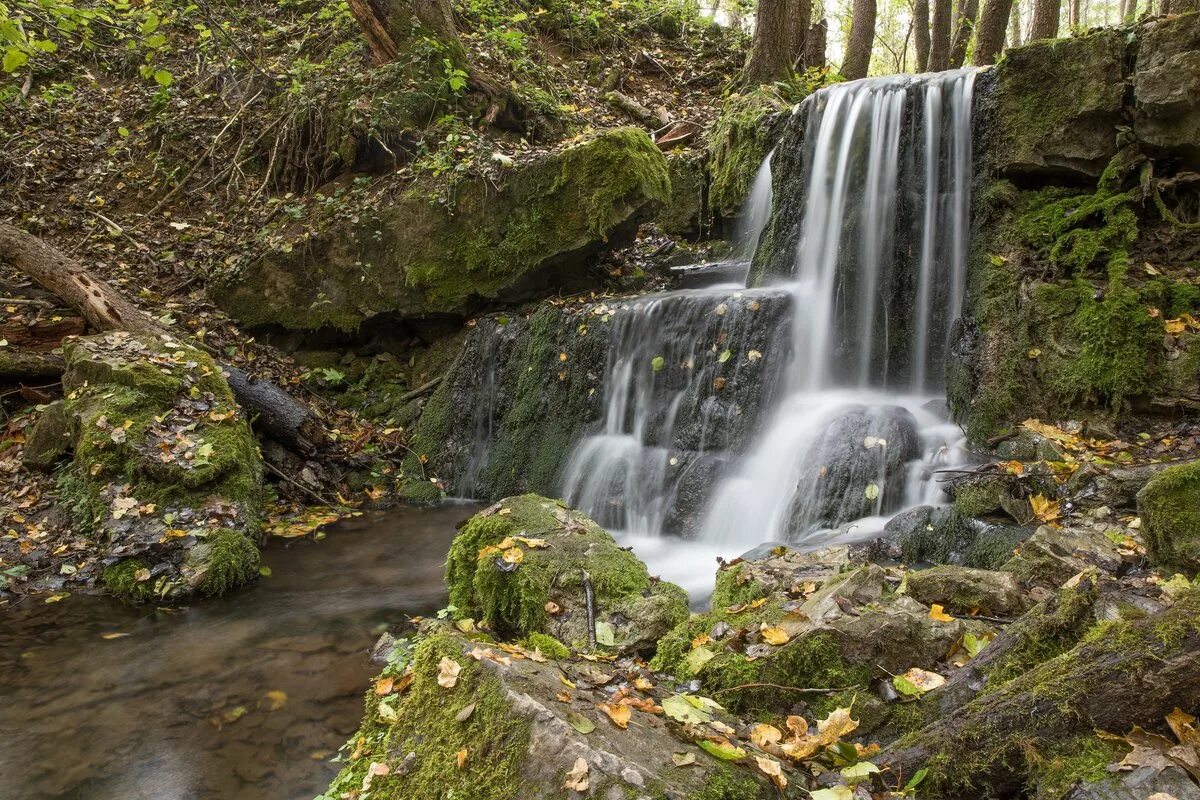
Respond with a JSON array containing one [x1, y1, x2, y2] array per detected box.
[[700, 69, 977, 547]]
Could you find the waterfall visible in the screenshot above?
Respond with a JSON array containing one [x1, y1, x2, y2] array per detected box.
[[699, 69, 977, 547]]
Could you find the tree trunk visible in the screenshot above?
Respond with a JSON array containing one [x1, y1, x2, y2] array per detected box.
[[974, 0, 1015, 63], [0, 223, 324, 455], [914, 0, 931, 71], [788, 0, 814, 69], [743, 0, 797, 84], [841, 0, 877, 79], [880, 591, 1200, 796], [1029, 0, 1060, 39], [804, 18, 828, 69], [1068, 0, 1080, 25], [1008, 0, 1022, 47], [948, 0, 979, 68], [927, 0, 953, 70]]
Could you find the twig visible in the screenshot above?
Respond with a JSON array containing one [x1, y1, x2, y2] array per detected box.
[[87, 211, 158, 269], [0, 297, 54, 308], [398, 376, 443, 403], [583, 569, 597, 651], [262, 459, 334, 506], [714, 682, 852, 695]]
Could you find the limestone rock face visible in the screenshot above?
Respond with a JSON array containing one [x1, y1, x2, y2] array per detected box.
[[212, 127, 671, 332], [53, 332, 264, 601], [1134, 13, 1200, 167], [445, 495, 688, 656], [981, 30, 1126, 179]]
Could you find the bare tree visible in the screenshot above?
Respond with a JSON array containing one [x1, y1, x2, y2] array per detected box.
[[927, 0, 953, 69], [1029, 0, 1061, 39], [914, 0, 931, 71], [744, 0, 798, 83], [804, 18, 829, 68], [841, 0, 878, 78], [949, 0, 979, 67], [972, 0, 1015, 63]]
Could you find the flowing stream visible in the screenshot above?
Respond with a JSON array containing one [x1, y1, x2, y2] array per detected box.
[[566, 70, 978, 595], [0, 504, 478, 800]]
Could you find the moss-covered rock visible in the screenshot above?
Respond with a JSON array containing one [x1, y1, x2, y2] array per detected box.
[[904, 565, 1031, 616], [1137, 459, 1200, 574], [706, 88, 785, 218], [213, 127, 671, 331], [1001, 524, 1128, 589], [1133, 12, 1200, 167], [55, 332, 264, 602], [21, 399, 72, 471], [445, 495, 688, 654], [659, 149, 708, 234], [322, 626, 778, 800]]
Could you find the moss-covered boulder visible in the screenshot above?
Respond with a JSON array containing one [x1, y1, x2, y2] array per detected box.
[[1133, 12, 1200, 167], [1137, 459, 1200, 574], [658, 149, 708, 234], [213, 127, 671, 332], [982, 31, 1126, 179], [54, 332, 263, 601], [904, 565, 1031, 616], [445, 495, 688, 655], [867, 505, 1031, 569], [321, 627, 778, 800], [1001, 523, 1129, 588]]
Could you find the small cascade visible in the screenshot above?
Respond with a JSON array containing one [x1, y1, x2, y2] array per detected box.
[[700, 69, 977, 546]]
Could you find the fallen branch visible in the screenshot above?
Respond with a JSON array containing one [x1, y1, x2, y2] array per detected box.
[[398, 376, 443, 403], [714, 682, 849, 696]]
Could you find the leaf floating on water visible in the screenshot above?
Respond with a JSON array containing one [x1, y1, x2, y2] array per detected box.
[[863, 483, 880, 501], [563, 757, 589, 791], [671, 751, 698, 767], [100, 632, 129, 640], [929, 603, 954, 622], [437, 657, 461, 688], [262, 690, 288, 711], [718, 348, 732, 363]]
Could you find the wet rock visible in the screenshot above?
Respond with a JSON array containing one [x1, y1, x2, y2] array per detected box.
[[444, 495, 687, 656], [52, 332, 264, 602], [1137, 459, 1200, 574], [983, 30, 1126, 179], [1002, 523, 1128, 589], [905, 565, 1030, 616], [868, 505, 1031, 569], [786, 405, 920, 532], [21, 399, 72, 471], [1062, 765, 1200, 800], [325, 627, 777, 800], [713, 544, 858, 608], [657, 150, 706, 235], [1067, 462, 1174, 510], [213, 128, 671, 331], [1133, 13, 1200, 168], [800, 564, 887, 624]]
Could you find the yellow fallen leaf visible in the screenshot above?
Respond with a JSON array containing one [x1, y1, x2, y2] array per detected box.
[[815, 707, 859, 745], [691, 633, 712, 648], [760, 626, 791, 646], [785, 715, 809, 737], [929, 603, 954, 622], [263, 690, 288, 711], [633, 677, 654, 691], [558, 672, 576, 689], [456, 749, 469, 768], [750, 723, 783, 747], [754, 755, 787, 789], [438, 657, 461, 688], [599, 702, 632, 729], [502, 547, 524, 565], [1030, 493, 1062, 524], [1167, 707, 1198, 745], [375, 676, 395, 696]]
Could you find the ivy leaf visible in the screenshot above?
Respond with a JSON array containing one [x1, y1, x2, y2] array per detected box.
[[153, 69, 174, 86], [651, 355, 665, 372]]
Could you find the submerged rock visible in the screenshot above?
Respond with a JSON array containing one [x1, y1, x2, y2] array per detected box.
[[50, 332, 264, 601], [213, 128, 671, 331], [445, 495, 687, 656]]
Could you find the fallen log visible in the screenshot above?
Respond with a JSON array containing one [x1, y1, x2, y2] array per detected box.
[[880, 590, 1200, 796], [0, 222, 323, 454], [0, 347, 64, 381], [604, 90, 661, 129]]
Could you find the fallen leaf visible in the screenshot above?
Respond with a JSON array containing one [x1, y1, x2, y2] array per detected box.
[[262, 690, 288, 711], [455, 703, 476, 722], [786, 715, 809, 737], [362, 761, 389, 791], [760, 625, 791, 645], [672, 751, 698, 767], [683, 646, 715, 674], [699, 739, 746, 760], [599, 702, 632, 729], [567, 712, 595, 734], [816, 707, 859, 745], [563, 757, 589, 791], [545, 601, 561, 614], [438, 657, 461, 688], [375, 676, 395, 696], [1167, 707, 1198, 744], [929, 603, 954, 622], [377, 699, 398, 722], [809, 787, 854, 800], [755, 755, 787, 789], [751, 723, 783, 747], [456, 749, 469, 768], [1030, 493, 1062, 524], [893, 667, 946, 697]]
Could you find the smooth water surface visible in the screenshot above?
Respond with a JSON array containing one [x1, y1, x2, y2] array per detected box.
[[0, 503, 477, 800]]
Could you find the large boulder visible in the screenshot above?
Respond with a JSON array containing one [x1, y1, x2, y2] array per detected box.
[[905, 565, 1031, 616], [1137, 460, 1200, 574], [869, 505, 1031, 569], [982, 31, 1126, 179], [445, 495, 688, 656], [322, 628, 778, 800], [47, 332, 263, 601], [213, 128, 671, 331], [1133, 13, 1200, 167]]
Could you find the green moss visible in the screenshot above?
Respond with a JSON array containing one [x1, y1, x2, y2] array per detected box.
[[1137, 460, 1200, 574], [101, 559, 158, 603], [1031, 736, 1123, 800], [445, 495, 654, 637], [706, 88, 782, 217], [397, 477, 444, 505], [983, 579, 1098, 687], [685, 767, 767, 800], [711, 563, 767, 609], [519, 632, 571, 660], [195, 529, 261, 597], [952, 482, 1003, 518], [323, 631, 532, 800]]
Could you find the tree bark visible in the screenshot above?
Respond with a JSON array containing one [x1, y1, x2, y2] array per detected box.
[[1008, 0, 1022, 47], [1029, 0, 1061, 39], [880, 591, 1200, 795], [788, 0, 814, 69], [927, 0, 953, 70], [948, 0, 979, 68], [1068, 0, 1081, 26], [914, 0, 931, 71], [743, 0, 797, 84], [973, 0, 1014, 63], [841, 0, 878, 79], [0, 222, 324, 455], [804, 19, 828, 69]]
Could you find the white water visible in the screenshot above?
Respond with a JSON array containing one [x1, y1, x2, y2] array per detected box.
[[562, 70, 979, 596]]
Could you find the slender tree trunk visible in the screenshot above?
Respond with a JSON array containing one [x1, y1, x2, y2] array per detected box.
[[1008, 0, 1022, 47], [804, 18, 828, 69], [914, 0, 931, 71], [743, 0, 797, 83], [1068, 0, 1080, 26], [841, 0, 878, 79], [948, 0, 979, 67], [927, 0, 953, 70], [1029, 0, 1060, 38], [788, 0, 814, 68], [973, 0, 1014, 72]]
